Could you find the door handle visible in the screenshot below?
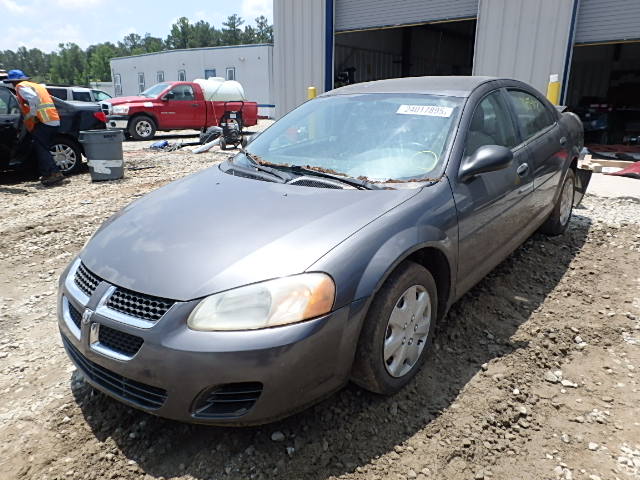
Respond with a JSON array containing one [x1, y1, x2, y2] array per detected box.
[[192, 104, 199, 107], [516, 163, 529, 176], [559, 136, 567, 146]]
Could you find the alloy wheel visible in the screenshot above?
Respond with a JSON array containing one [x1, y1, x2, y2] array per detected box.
[[135, 120, 153, 138], [50, 144, 77, 172]]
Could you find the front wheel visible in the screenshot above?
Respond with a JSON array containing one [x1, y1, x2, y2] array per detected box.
[[128, 116, 156, 141], [351, 261, 437, 395], [539, 168, 575, 236], [50, 136, 82, 174]]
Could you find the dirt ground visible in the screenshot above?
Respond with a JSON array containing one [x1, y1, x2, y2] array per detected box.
[[0, 129, 639, 480]]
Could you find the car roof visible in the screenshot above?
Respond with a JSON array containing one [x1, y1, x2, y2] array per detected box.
[[322, 76, 500, 98]]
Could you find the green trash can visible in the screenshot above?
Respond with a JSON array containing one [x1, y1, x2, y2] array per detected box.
[[79, 130, 125, 181]]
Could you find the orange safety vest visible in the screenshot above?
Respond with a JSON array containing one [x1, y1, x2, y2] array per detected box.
[[16, 81, 60, 132]]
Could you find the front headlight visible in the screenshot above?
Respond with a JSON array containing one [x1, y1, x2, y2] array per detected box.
[[112, 105, 129, 115], [187, 273, 335, 331]]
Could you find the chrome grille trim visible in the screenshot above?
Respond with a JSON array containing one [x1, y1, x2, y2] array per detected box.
[[61, 296, 81, 340], [65, 259, 90, 306]]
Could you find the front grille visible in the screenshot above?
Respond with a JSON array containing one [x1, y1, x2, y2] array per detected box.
[[98, 325, 144, 357], [74, 263, 101, 297], [63, 337, 166, 409], [106, 288, 174, 322], [193, 382, 263, 418], [68, 302, 82, 329]]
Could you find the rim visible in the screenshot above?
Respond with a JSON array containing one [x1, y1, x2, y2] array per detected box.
[[50, 144, 77, 172], [383, 284, 432, 378], [135, 120, 153, 137], [559, 174, 574, 226]]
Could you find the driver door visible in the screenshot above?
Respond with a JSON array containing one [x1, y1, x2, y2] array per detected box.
[[160, 85, 202, 129], [0, 87, 28, 167]]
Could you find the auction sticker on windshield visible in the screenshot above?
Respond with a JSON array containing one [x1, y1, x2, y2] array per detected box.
[[396, 105, 453, 117]]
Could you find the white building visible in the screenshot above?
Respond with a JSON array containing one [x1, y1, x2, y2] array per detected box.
[[274, 0, 640, 139], [110, 44, 275, 117]]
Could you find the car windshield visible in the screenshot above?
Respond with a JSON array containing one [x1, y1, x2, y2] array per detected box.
[[245, 93, 463, 183], [92, 90, 112, 101], [140, 83, 170, 98]]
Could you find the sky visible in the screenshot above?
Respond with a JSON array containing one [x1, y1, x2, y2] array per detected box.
[[0, 0, 273, 52]]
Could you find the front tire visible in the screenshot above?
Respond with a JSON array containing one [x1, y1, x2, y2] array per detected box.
[[539, 168, 575, 236], [351, 261, 437, 395], [128, 116, 156, 141], [50, 136, 82, 174]]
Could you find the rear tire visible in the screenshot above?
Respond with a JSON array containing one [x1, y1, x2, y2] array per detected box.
[[50, 136, 82, 174], [539, 169, 575, 236], [219, 137, 227, 150], [351, 261, 437, 395], [128, 116, 156, 141]]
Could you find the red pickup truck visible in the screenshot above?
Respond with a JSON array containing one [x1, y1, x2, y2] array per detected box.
[[104, 81, 258, 140]]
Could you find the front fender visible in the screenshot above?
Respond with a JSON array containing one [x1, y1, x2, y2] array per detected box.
[[308, 181, 458, 309]]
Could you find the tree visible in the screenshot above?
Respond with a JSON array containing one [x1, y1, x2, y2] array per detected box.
[[255, 15, 273, 43], [142, 34, 164, 53], [49, 43, 88, 85], [87, 42, 119, 81], [119, 33, 144, 56], [166, 17, 191, 49], [242, 25, 257, 44], [222, 14, 245, 45]]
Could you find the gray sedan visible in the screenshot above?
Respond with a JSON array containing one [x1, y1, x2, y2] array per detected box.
[[58, 76, 586, 425]]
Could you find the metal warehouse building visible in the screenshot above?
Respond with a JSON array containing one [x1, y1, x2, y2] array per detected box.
[[274, 0, 640, 143], [110, 44, 275, 117]]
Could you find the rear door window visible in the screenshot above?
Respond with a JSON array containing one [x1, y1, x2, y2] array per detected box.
[[465, 90, 518, 156], [507, 90, 555, 142]]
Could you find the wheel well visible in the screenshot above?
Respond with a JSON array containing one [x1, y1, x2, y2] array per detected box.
[[51, 134, 82, 154], [406, 247, 451, 322], [130, 113, 156, 127]]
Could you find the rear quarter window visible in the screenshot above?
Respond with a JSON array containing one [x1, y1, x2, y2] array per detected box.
[[47, 88, 68, 100], [72, 91, 92, 102]]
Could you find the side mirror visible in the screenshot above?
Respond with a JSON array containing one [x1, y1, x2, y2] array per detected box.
[[241, 132, 260, 148], [459, 145, 513, 182], [163, 91, 175, 101]]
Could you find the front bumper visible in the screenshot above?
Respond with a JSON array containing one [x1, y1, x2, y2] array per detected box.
[[57, 260, 367, 425], [106, 116, 128, 130]]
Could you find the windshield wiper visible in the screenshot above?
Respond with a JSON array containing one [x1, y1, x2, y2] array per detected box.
[[238, 150, 293, 183], [279, 165, 382, 190]]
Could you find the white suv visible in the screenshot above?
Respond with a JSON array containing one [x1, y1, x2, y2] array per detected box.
[[45, 85, 112, 103]]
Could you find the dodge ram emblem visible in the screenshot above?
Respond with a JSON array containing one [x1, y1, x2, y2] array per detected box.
[[81, 309, 94, 325]]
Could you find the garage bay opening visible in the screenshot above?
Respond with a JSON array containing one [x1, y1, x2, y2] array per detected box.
[[334, 19, 476, 87]]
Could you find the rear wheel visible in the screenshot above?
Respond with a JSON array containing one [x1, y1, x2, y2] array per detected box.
[[219, 137, 228, 150], [129, 116, 156, 141], [351, 261, 437, 395], [50, 136, 82, 174], [539, 169, 575, 236]]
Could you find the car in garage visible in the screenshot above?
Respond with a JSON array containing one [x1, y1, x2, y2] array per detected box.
[[0, 85, 107, 174], [58, 76, 588, 425]]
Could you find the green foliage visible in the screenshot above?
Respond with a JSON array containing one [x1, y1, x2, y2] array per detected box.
[[0, 14, 272, 85]]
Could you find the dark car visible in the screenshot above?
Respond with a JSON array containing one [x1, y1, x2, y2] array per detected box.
[[58, 76, 588, 425], [0, 85, 106, 174]]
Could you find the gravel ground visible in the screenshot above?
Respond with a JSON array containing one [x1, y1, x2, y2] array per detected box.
[[0, 135, 639, 480]]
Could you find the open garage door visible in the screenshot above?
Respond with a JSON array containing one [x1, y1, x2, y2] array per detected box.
[[567, 42, 640, 151], [334, 19, 476, 87], [575, 0, 640, 45]]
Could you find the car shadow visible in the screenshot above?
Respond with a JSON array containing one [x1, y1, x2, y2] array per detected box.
[[70, 216, 592, 480]]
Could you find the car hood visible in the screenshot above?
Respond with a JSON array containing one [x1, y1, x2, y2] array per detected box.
[[108, 96, 157, 105], [81, 166, 419, 301]]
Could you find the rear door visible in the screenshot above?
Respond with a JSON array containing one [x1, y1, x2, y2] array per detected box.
[[505, 88, 567, 218], [162, 84, 203, 128], [451, 88, 535, 294]]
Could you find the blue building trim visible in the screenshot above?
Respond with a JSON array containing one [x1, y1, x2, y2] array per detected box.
[[561, 0, 580, 104], [325, 0, 335, 92]]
